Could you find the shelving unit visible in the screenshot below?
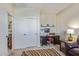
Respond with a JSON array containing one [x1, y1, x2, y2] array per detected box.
[[41, 24, 55, 27], [8, 14, 12, 50]]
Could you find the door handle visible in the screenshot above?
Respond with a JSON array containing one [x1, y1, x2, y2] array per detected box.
[[6, 36, 8, 38], [24, 34, 27, 36]]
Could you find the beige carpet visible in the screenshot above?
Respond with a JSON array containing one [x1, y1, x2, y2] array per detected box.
[[10, 47, 62, 56], [21, 48, 61, 56]]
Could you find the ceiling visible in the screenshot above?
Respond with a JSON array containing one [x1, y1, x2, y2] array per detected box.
[[12, 3, 72, 14]]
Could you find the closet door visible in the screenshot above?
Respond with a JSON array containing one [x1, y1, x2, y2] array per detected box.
[[13, 17, 40, 49], [0, 11, 8, 56], [0, 37, 8, 55]]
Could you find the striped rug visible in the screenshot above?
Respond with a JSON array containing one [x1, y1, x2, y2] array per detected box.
[[21, 48, 61, 56]]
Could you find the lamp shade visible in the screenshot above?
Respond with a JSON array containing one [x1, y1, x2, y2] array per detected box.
[[67, 29, 75, 34]]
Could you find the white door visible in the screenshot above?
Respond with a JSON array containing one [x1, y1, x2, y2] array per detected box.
[[0, 11, 8, 56], [0, 36, 8, 56], [13, 17, 40, 49]]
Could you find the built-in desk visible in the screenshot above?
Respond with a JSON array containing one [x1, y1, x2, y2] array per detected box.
[[40, 35, 60, 46]]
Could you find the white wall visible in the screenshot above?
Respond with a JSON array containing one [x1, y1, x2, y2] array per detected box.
[[0, 4, 14, 15], [40, 12, 56, 33], [56, 4, 79, 39], [14, 7, 56, 33], [13, 7, 40, 17]]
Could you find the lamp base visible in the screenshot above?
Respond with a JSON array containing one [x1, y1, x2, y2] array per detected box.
[[68, 35, 73, 41], [68, 39, 73, 41]]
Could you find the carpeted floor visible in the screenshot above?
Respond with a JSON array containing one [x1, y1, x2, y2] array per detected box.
[[10, 47, 63, 56], [21, 48, 61, 56]]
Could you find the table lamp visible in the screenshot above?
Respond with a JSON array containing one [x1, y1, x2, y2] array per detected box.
[[67, 29, 75, 41]]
